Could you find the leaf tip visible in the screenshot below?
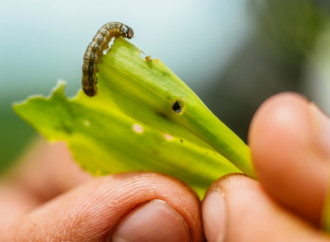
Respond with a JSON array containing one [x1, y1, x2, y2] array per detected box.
[[51, 79, 67, 97]]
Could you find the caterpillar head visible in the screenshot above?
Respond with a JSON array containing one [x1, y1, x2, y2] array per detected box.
[[122, 25, 134, 39]]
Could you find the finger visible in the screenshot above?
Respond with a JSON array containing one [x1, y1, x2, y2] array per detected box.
[[4, 173, 202, 242], [202, 175, 330, 242], [248, 93, 330, 224], [5, 138, 92, 202], [0, 138, 92, 230]]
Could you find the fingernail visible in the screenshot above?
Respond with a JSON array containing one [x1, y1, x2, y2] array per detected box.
[[112, 199, 190, 242], [202, 190, 226, 242], [310, 104, 330, 159]]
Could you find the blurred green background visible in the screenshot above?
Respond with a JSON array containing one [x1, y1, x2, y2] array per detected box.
[[1, 0, 329, 174]]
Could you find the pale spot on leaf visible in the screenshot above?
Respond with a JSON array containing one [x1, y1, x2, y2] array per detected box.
[[132, 124, 144, 134], [164, 133, 173, 141], [83, 120, 91, 126]]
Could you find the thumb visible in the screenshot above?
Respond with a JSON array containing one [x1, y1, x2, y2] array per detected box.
[[4, 173, 202, 242]]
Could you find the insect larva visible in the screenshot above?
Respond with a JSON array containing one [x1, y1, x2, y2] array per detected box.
[[82, 22, 134, 96]]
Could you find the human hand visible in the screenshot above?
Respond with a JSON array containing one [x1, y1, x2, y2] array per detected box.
[[0, 140, 202, 241], [1, 93, 329, 241], [202, 93, 330, 241]]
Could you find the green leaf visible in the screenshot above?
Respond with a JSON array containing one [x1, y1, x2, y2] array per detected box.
[[14, 38, 255, 197]]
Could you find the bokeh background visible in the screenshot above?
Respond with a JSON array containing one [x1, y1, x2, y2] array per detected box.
[[1, 0, 329, 173]]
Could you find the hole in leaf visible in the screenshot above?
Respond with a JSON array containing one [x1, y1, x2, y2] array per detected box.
[[172, 100, 184, 114]]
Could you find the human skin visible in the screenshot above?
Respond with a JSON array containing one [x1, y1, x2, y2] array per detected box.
[[0, 93, 329, 241]]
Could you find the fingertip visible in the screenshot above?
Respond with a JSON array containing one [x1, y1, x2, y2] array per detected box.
[[202, 189, 226, 242], [249, 92, 310, 152], [248, 92, 311, 185], [112, 199, 191, 242], [10, 138, 92, 202], [248, 92, 330, 224], [202, 174, 330, 242]]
